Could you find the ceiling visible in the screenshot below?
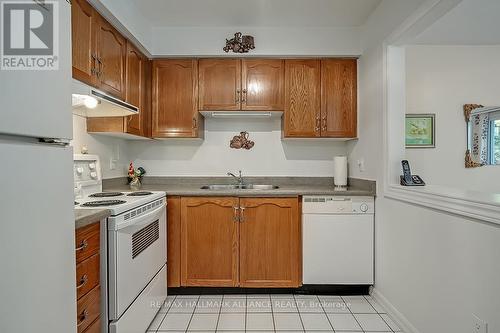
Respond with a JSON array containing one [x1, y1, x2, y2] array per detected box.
[[132, 0, 382, 27], [413, 0, 500, 45]]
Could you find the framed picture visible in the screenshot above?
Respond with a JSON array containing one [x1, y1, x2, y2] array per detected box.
[[405, 114, 435, 148]]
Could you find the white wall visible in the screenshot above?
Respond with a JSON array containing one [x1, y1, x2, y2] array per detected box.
[[348, 0, 426, 183], [129, 118, 347, 176], [152, 26, 361, 56], [375, 198, 500, 333], [347, 44, 384, 182], [348, 3, 500, 333], [90, 0, 153, 53], [71, 115, 131, 179], [405, 45, 500, 194]]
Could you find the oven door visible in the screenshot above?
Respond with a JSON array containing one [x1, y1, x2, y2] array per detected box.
[[108, 200, 166, 320]]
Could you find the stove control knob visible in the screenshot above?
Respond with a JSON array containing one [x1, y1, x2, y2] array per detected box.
[[360, 203, 369, 212], [76, 167, 83, 175], [88, 163, 96, 170], [90, 171, 97, 179]]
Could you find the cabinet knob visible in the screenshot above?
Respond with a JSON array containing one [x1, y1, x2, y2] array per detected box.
[[233, 206, 240, 222], [241, 89, 247, 103], [75, 240, 88, 252], [76, 274, 88, 289], [77, 309, 89, 327], [239, 207, 246, 222]]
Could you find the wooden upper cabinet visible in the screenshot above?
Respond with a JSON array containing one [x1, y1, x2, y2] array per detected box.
[[125, 41, 147, 136], [181, 197, 239, 287], [86, 44, 151, 138], [152, 59, 201, 138], [71, 0, 96, 86], [239, 198, 300, 288], [283, 59, 321, 137], [241, 59, 284, 111], [198, 59, 241, 110], [94, 14, 126, 100], [321, 59, 357, 137]]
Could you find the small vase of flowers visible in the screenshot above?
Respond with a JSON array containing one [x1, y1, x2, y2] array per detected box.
[[128, 162, 146, 191]]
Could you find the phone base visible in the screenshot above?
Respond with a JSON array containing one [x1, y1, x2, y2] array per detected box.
[[400, 175, 426, 186]]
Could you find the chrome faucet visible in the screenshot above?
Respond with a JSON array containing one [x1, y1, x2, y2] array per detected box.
[[227, 170, 244, 186]]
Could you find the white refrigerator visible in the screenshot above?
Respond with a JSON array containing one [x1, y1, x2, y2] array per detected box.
[[0, 1, 77, 332]]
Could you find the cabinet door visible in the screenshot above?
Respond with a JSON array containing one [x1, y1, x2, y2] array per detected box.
[[321, 59, 357, 137], [241, 59, 284, 111], [71, 0, 96, 86], [283, 60, 321, 137], [198, 59, 241, 110], [152, 59, 200, 138], [239, 198, 300, 287], [181, 197, 239, 286], [124, 42, 146, 136], [167, 197, 181, 287], [95, 15, 126, 100]]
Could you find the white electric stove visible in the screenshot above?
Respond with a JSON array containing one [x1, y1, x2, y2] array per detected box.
[[74, 154, 165, 216], [74, 154, 167, 333]]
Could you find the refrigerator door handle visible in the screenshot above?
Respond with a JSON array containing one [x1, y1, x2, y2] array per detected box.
[[39, 138, 71, 146]]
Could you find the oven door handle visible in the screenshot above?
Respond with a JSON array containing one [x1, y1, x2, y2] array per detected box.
[[111, 203, 166, 231]]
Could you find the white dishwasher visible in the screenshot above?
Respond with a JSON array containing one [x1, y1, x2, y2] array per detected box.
[[302, 196, 374, 285]]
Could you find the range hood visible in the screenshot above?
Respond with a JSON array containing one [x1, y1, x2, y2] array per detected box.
[[200, 111, 283, 119], [71, 80, 139, 117]]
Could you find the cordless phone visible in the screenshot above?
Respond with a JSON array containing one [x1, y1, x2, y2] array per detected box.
[[400, 160, 425, 186]]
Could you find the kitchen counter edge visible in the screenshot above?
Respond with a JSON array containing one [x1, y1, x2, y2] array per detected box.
[[102, 185, 375, 198], [75, 208, 111, 230]]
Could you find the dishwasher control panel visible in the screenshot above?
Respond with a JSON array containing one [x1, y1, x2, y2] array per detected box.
[[302, 196, 374, 214]]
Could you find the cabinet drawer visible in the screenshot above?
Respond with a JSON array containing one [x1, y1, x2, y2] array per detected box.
[[76, 254, 100, 299], [75, 222, 100, 264], [83, 318, 101, 333], [77, 286, 100, 333]]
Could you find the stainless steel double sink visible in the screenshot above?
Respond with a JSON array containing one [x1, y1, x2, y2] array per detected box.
[[200, 184, 279, 190]]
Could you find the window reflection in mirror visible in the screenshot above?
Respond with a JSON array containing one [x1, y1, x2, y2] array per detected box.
[[491, 112, 500, 165], [466, 106, 500, 167]]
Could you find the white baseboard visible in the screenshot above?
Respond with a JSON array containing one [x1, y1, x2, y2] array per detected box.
[[370, 288, 421, 333]]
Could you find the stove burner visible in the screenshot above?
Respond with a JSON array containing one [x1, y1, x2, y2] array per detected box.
[[89, 192, 124, 198], [74, 201, 79, 205], [82, 200, 126, 207], [127, 191, 153, 196]]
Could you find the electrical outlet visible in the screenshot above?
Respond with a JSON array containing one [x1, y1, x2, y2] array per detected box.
[[357, 158, 365, 172], [472, 314, 487, 333], [109, 158, 117, 170], [113, 144, 120, 161]]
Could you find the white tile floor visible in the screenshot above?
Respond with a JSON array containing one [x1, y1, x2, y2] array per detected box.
[[147, 294, 402, 333]]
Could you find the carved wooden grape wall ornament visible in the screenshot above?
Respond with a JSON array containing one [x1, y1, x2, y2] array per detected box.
[[223, 32, 255, 53], [230, 131, 255, 150]]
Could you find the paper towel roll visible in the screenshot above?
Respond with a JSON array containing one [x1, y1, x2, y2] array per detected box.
[[333, 156, 348, 188]]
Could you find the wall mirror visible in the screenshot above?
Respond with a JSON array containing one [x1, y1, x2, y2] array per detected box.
[[464, 104, 500, 167]]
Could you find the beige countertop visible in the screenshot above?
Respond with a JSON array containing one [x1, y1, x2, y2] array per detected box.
[[75, 208, 111, 229], [103, 177, 376, 198]]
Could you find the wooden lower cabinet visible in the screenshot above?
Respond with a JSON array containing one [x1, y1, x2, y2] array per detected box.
[[75, 222, 102, 333], [167, 197, 181, 287], [82, 318, 101, 333], [175, 196, 300, 288], [181, 197, 239, 287], [239, 198, 300, 287]]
